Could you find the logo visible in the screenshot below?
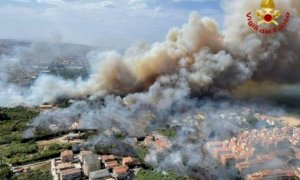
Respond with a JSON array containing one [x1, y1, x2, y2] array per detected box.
[[256, 0, 280, 25], [246, 0, 290, 34]]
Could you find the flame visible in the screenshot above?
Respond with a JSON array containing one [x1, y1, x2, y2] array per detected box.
[[261, 0, 275, 10]]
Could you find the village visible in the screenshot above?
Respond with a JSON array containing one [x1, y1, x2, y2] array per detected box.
[[206, 114, 300, 179], [51, 132, 171, 180], [51, 150, 135, 180]]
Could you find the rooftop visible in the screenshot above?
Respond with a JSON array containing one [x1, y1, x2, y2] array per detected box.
[[83, 154, 100, 165], [80, 151, 93, 156], [89, 169, 111, 179], [60, 168, 81, 176], [61, 150, 73, 157], [122, 157, 134, 163], [101, 155, 115, 162], [113, 165, 129, 174], [57, 162, 74, 170], [105, 161, 119, 168]]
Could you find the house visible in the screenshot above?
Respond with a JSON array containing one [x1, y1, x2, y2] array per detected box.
[[100, 155, 115, 163], [247, 169, 296, 180], [220, 154, 235, 166], [104, 161, 119, 169], [61, 150, 74, 163], [79, 151, 93, 161], [57, 162, 74, 171], [122, 157, 135, 166], [206, 141, 223, 150], [113, 166, 129, 179], [82, 154, 101, 176], [89, 169, 112, 180], [38, 104, 57, 111], [60, 168, 81, 180], [66, 133, 81, 141], [213, 147, 232, 159]]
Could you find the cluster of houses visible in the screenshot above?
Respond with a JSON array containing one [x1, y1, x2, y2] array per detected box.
[[206, 125, 300, 179], [143, 133, 171, 152], [52, 150, 135, 180]]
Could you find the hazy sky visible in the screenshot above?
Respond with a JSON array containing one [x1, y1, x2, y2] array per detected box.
[[0, 0, 223, 48]]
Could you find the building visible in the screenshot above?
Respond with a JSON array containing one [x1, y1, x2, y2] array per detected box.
[[66, 133, 81, 141], [57, 162, 74, 171], [38, 104, 57, 111], [104, 161, 119, 169], [122, 157, 135, 166], [61, 150, 74, 163], [220, 154, 235, 166], [206, 141, 223, 150], [213, 147, 232, 159], [101, 155, 115, 163], [82, 154, 101, 176], [60, 168, 81, 180], [113, 166, 129, 179], [79, 151, 93, 161], [247, 169, 296, 180], [89, 169, 112, 180]]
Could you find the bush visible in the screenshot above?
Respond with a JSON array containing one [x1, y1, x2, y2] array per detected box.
[[10, 149, 61, 166], [94, 144, 113, 155], [0, 113, 10, 121], [136, 146, 148, 162], [2, 143, 38, 158], [0, 164, 13, 180], [157, 128, 176, 138]]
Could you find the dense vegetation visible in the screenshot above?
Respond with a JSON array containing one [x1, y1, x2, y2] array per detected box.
[[134, 169, 191, 180], [136, 146, 148, 162], [0, 107, 38, 144], [0, 107, 72, 166], [13, 162, 52, 180], [0, 164, 13, 180]]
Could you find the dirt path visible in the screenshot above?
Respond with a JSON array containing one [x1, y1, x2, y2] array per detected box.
[[36, 134, 85, 146]]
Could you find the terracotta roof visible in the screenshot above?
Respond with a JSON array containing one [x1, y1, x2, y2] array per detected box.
[[101, 155, 115, 162], [122, 157, 134, 164], [60, 168, 81, 176], [214, 147, 231, 152], [113, 166, 129, 174], [105, 161, 119, 168], [260, 169, 295, 177]]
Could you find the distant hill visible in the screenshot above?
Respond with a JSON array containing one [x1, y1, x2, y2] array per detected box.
[[0, 39, 96, 55]]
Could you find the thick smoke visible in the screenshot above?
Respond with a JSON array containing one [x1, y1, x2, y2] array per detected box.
[[1, 0, 300, 179], [1, 0, 299, 106]]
